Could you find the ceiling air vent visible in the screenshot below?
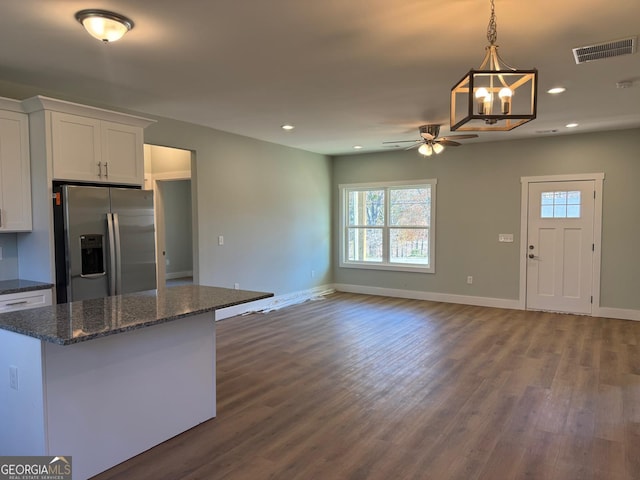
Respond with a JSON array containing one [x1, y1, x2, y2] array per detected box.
[[572, 36, 637, 64]]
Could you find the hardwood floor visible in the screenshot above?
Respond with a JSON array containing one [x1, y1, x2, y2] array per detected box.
[[92, 292, 640, 479]]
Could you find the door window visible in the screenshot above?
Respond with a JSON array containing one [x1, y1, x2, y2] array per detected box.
[[540, 190, 581, 218]]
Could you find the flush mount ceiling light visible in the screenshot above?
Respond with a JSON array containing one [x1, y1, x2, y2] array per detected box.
[[75, 9, 134, 43], [450, 0, 538, 131], [281, 124, 295, 131]]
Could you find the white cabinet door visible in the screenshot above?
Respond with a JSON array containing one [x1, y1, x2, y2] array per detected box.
[[51, 112, 143, 185], [0, 110, 32, 231], [51, 112, 102, 182], [101, 122, 144, 185]]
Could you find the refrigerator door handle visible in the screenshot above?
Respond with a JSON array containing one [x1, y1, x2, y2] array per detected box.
[[113, 212, 123, 295], [80, 272, 107, 279], [107, 213, 117, 296]]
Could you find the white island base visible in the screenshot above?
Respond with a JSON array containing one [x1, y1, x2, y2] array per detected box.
[[0, 312, 215, 479]]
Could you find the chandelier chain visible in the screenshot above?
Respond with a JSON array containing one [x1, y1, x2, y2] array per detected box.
[[486, 0, 497, 45]]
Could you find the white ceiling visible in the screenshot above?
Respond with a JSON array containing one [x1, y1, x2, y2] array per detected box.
[[1, 0, 639, 155]]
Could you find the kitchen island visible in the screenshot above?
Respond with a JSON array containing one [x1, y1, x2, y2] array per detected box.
[[0, 285, 272, 479]]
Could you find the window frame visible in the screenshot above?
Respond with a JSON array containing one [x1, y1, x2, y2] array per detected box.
[[339, 179, 436, 273]]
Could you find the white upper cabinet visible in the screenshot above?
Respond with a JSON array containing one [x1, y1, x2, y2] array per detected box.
[[0, 109, 32, 232], [51, 112, 145, 185], [23, 96, 154, 187]]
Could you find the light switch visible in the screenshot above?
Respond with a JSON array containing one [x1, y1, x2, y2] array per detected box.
[[218, 235, 224, 246], [498, 234, 514, 243]]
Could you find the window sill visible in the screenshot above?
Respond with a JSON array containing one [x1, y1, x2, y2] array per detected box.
[[339, 261, 434, 274]]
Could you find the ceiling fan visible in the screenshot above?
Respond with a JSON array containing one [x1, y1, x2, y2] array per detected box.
[[383, 124, 478, 156]]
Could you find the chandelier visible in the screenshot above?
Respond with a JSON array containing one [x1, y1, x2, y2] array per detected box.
[[450, 0, 537, 131]]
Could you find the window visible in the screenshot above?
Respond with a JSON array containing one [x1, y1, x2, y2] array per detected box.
[[540, 190, 581, 218], [340, 180, 436, 272]]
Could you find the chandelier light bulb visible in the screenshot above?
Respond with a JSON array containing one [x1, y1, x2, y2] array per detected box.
[[475, 87, 489, 100], [432, 143, 445, 154], [499, 87, 513, 114], [475, 88, 492, 115]]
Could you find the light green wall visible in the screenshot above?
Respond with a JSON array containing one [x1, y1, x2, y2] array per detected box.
[[0, 234, 18, 280], [163, 180, 193, 276], [332, 128, 640, 310], [144, 118, 333, 295], [1, 80, 636, 310]]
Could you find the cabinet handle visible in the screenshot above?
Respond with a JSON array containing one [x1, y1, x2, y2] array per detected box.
[[104, 162, 109, 178], [6, 301, 28, 306], [98, 161, 103, 178]]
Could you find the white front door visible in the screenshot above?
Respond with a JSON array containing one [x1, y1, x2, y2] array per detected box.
[[526, 180, 595, 314]]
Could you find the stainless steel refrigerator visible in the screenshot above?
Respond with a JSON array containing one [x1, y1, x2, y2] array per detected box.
[[53, 184, 157, 304]]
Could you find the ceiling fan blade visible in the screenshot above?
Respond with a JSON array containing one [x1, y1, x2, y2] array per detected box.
[[420, 132, 436, 141], [383, 139, 420, 144], [404, 143, 421, 151], [438, 140, 461, 146], [440, 134, 478, 140]]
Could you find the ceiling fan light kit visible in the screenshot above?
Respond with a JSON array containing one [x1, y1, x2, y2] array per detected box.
[[450, 0, 537, 132], [383, 124, 478, 157]]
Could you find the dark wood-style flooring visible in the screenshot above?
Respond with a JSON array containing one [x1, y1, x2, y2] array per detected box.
[[93, 292, 640, 479]]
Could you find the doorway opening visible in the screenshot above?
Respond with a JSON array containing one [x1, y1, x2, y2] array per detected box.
[[144, 144, 197, 288]]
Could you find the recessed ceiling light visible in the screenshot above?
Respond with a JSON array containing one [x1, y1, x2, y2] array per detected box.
[[281, 124, 295, 131], [616, 80, 633, 89], [566, 123, 579, 128], [547, 87, 566, 94], [353, 145, 363, 150]]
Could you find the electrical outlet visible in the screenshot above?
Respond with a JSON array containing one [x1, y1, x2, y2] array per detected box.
[[9, 365, 18, 390], [467, 276, 473, 284], [234, 283, 240, 290], [311, 270, 316, 278], [218, 235, 224, 246]]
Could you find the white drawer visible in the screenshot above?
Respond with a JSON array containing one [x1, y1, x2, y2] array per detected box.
[[0, 289, 53, 313]]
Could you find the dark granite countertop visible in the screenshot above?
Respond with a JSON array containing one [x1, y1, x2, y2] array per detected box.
[[0, 285, 273, 345], [0, 279, 54, 295]]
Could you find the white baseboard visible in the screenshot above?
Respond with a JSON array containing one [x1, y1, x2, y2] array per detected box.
[[594, 306, 640, 322], [166, 271, 193, 280], [215, 285, 335, 321], [215, 282, 640, 323], [333, 283, 521, 310]]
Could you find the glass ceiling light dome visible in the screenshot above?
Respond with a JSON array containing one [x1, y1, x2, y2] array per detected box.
[[75, 9, 134, 43]]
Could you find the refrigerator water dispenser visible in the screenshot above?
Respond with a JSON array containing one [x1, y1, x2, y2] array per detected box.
[[80, 234, 105, 277]]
